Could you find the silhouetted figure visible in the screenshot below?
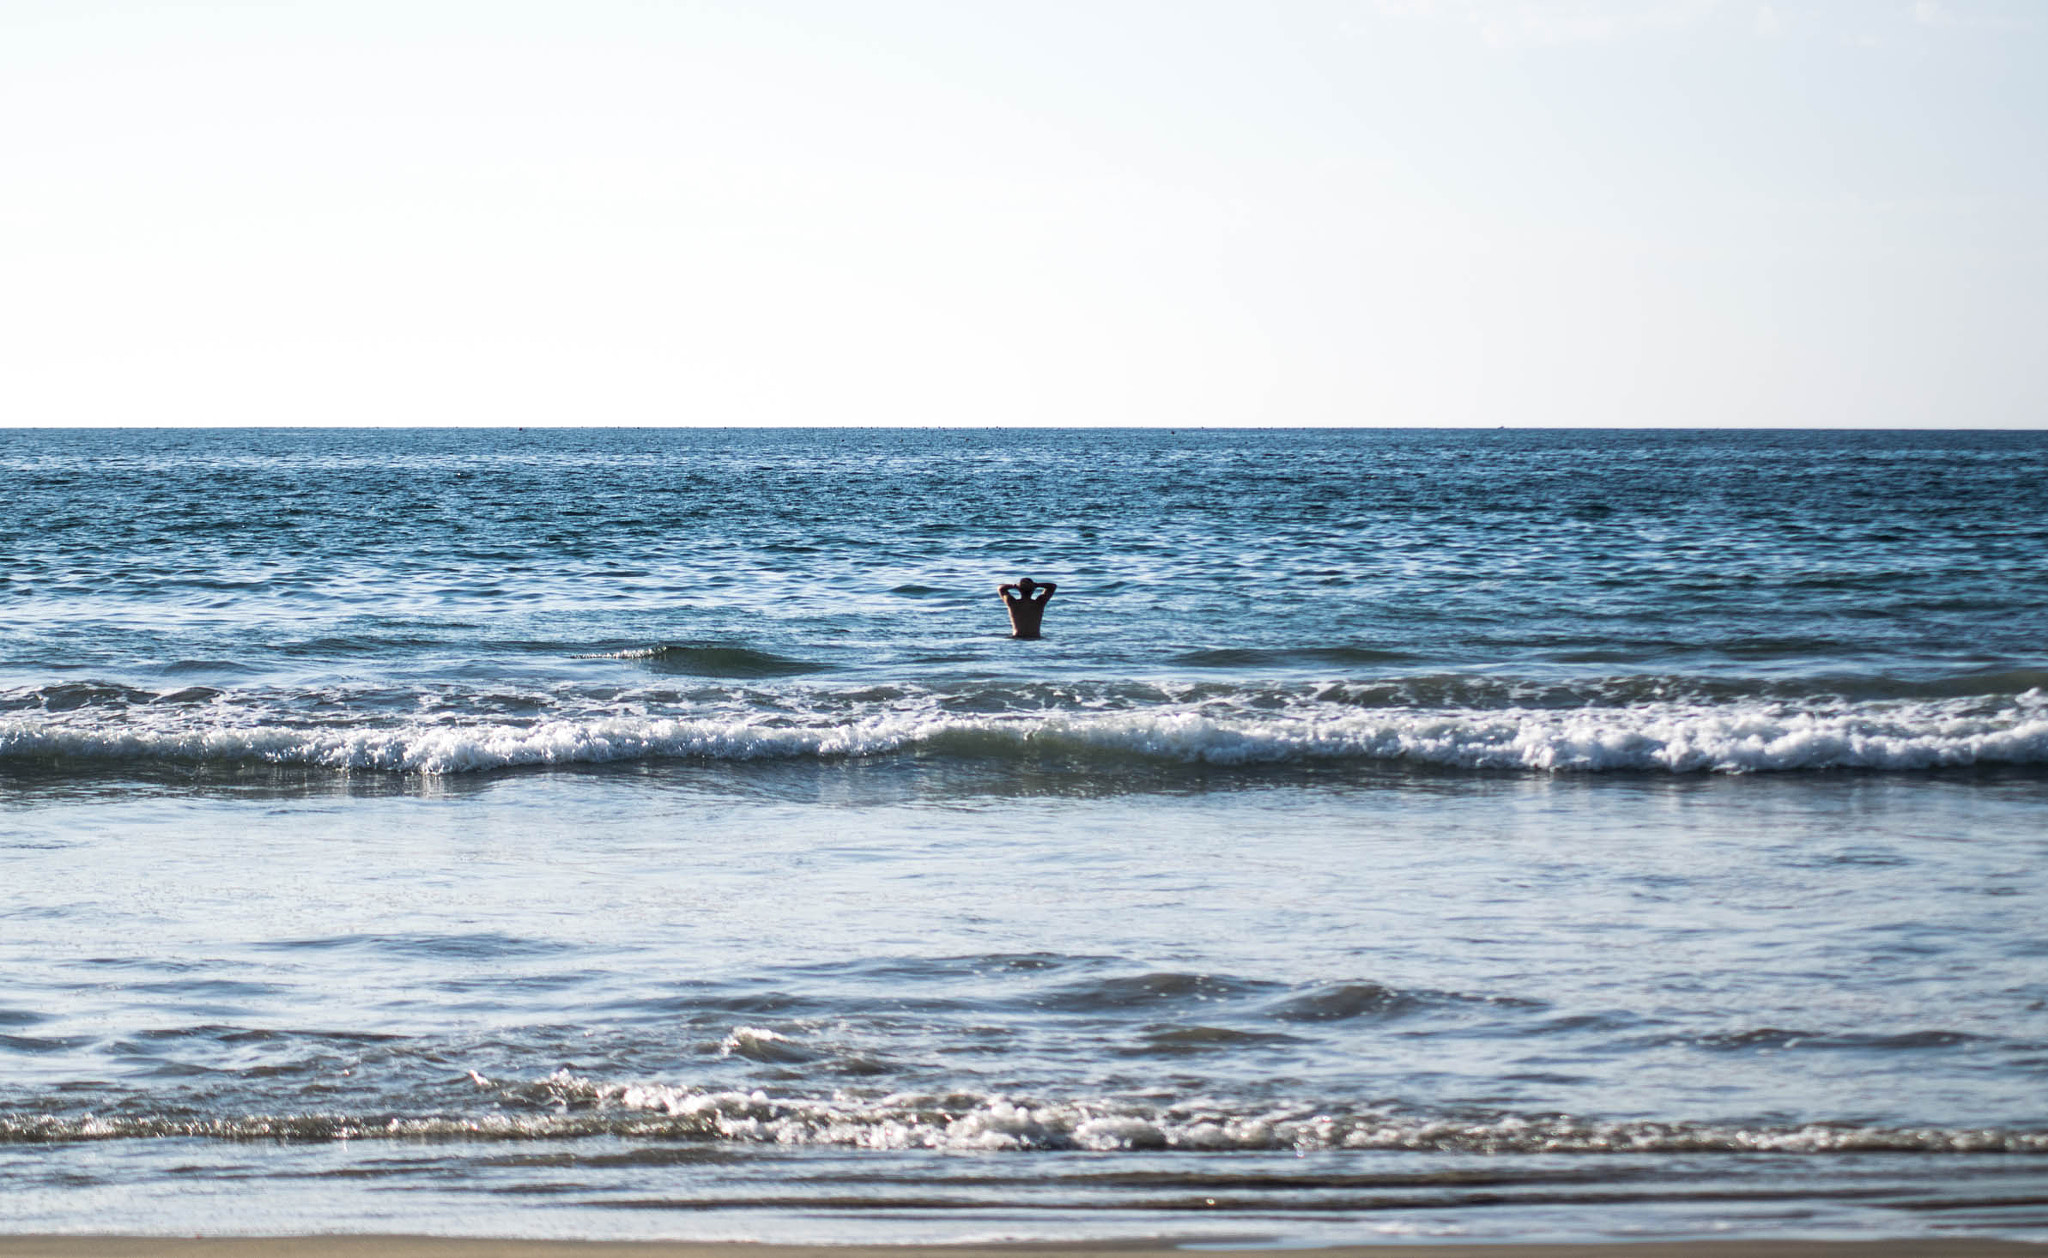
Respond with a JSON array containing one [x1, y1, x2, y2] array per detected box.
[[998, 577, 1057, 639]]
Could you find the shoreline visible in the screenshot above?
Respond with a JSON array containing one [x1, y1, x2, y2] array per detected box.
[[0, 1240, 2040, 1258]]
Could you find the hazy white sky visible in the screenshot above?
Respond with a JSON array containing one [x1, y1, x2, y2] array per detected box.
[[2, 0, 2041, 427]]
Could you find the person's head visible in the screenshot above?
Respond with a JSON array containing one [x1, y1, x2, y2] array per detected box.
[[1016, 577, 1037, 592]]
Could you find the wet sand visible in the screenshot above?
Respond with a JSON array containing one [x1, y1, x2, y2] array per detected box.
[[0, 1238, 2038, 1258]]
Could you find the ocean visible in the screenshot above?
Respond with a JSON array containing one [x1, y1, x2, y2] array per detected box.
[[2, 427, 2045, 1244]]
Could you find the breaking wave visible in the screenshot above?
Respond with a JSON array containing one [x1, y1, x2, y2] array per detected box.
[[4, 688, 2046, 775], [8, 1075, 2046, 1154]]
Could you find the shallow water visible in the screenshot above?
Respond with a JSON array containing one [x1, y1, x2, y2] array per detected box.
[[2, 429, 2046, 1242]]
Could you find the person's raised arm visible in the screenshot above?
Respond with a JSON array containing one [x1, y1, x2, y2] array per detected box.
[[1033, 582, 1057, 602]]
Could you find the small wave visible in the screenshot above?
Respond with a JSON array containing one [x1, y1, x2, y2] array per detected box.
[[1314, 670, 2048, 710], [1, 683, 155, 713], [1265, 982, 1423, 1023], [1171, 647, 1419, 668], [5, 692, 2046, 775], [720, 1026, 822, 1064], [1137, 1026, 1304, 1049], [1037, 972, 1284, 1013], [1755, 668, 2048, 704], [1681, 1027, 1989, 1053], [162, 659, 259, 676], [249, 931, 575, 959], [0, 1033, 88, 1054], [153, 686, 222, 705], [600, 645, 833, 678], [10, 1076, 2047, 1154]]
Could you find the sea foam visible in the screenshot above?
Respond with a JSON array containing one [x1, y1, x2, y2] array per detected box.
[[3, 690, 2047, 774], [9, 1072, 2045, 1154]]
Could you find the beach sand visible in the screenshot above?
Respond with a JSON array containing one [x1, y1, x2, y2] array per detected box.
[[0, 1238, 2038, 1258]]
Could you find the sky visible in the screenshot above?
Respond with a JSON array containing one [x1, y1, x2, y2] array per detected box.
[[2, 0, 2042, 428]]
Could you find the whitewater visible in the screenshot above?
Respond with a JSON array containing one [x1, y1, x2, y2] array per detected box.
[[3, 427, 2046, 1244], [6, 682, 2048, 774]]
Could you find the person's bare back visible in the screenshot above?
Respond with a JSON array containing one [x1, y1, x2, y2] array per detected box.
[[998, 577, 1057, 639]]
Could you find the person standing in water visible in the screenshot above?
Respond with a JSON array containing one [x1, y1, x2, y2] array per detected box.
[[998, 577, 1057, 639]]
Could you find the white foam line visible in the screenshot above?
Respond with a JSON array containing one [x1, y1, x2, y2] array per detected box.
[[4, 695, 2047, 775], [11, 1075, 2045, 1153]]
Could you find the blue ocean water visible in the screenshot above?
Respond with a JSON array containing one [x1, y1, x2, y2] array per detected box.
[[2, 427, 2046, 1243]]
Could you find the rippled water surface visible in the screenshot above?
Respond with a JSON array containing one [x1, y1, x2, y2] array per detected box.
[[3, 428, 2047, 1242]]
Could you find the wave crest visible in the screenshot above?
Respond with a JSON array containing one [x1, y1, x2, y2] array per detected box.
[[4, 691, 2046, 775], [10, 1076, 2046, 1154]]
